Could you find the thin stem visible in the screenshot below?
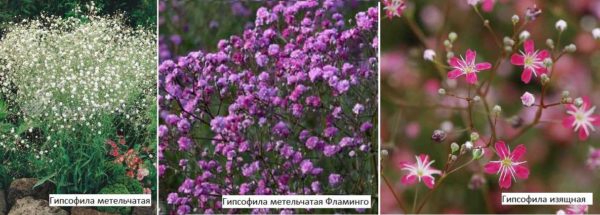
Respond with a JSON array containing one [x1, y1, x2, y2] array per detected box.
[[412, 185, 420, 213], [383, 174, 408, 213]]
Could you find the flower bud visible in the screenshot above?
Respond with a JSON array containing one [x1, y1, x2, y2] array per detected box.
[[540, 73, 550, 85], [468, 174, 486, 190], [574, 97, 584, 107], [438, 88, 446, 96], [503, 37, 515, 46], [543, 58, 553, 68], [444, 40, 452, 48], [423, 49, 436, 61], [472, 96, 480, 102], [451, 142, 459, 153], [464, 141, 473, 150], [493, 105, 502, 115], [446, 52, 454, 59], [520, 91, 535, 107], [504, 46, 512, 53], [564, 44, 576, 53], [519, 31, 530, 41], [555, 19, 567, 32], [431, 129, 447, 143], [381, 149, 389, 156], [593, 28, 600, 40], [509, 115, 523, 128], [470, 132, 479, 142], [525, 5, 542, 21], [546, 39, 555, 49], [561, 90, 570, 98], [449, 32, 458, 42], [472, 148, 484, 159], [511, 15, 520, 25]]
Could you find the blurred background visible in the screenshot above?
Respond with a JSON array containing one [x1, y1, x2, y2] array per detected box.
[[380, 0, 600, 213]]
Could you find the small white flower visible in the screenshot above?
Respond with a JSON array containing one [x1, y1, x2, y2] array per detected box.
[[464, 141, 473, 150], [555, 19, 567, 32], [467, 0, 480, 6], [592, 28, 600, 40], [519, 31, 530, 41], [521, 92, 535, 107], [423, 49, 436, 61]]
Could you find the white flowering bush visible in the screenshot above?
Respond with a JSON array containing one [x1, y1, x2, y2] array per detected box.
[[0, 5, 156, 194]]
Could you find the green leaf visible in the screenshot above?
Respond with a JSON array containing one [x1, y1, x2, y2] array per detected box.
[[33, 172, 56, 189]]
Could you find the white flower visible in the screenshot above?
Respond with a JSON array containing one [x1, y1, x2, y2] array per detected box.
[[519, 31, 530, 41], [464, 141, 473, 150], [520, 92, 535, 107], [423, 49, 436, 61], [592, 28, 600, 40], [555, 19, 567, 32], [467, 0, 480, 6]]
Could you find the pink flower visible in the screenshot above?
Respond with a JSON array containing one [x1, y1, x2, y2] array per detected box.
[[484, 141, 529, 189], [482, 0, 496, 12], [400, 154, 442, 189], [556, 205, 588, 215], [562, 97, 600, 141], [510, 40, 550, 84], [587, 147, 600, 170], [447, 49, 492, 84], [383, 0, 406, 19], [520, 92, 535, 107]]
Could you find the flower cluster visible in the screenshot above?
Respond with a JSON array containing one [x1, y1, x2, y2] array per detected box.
[[159, 1, 377, 214]]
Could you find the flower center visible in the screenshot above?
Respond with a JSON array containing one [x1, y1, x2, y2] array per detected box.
[[416, 169, 424, 176], [464, 65, 475, 74], [501, 157, 513, 167], [524, 55, 534, 66], [575, 111, 586, 122]]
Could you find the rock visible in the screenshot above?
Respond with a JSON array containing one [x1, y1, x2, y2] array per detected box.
[[71, 207, 118, 215], [0, 189, 6, 215], [132, 200, 156, 215], [7, 178, 55, 206], [8, 197, 67, 215]]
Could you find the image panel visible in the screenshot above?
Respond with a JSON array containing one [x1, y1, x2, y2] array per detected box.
[[158, 0, 378, 214], [380, 0, 599, 214], [0, 1, 157, 215]]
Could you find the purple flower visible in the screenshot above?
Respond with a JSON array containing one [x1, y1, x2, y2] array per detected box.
[[329, 173, 342, 187], [353, 103, 364, 115], [311, 181, 321, 193], [300, 159, 313, 174], [360, 122, 373, 132], [177, 136, 193, 151], [268, 44, 280, 56], [305, 136, 320, 149], [255, 52, 268, 67], [177, 118, 190, 133], [335, 80, 350, 93], [323, 145, 340, 157], [272, 121, 290, 137]]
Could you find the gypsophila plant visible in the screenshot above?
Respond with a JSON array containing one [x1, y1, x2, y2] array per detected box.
[[159, 0, 378, 214], [0, 3, 156, 194], [382, 0, 600, 213]]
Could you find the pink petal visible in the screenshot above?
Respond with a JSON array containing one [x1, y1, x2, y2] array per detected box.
[[514, 165, 529, 179], [510, 54, 524, 65], [582, 96, 591, 110], [591, 115, 600, 126], [535, 66, 548, 75], [494, 141, 510, 158], [447, 69, 463, 79], [484, 162, 501, 174], [578, 128, 589, 141], [499, 170, 512, 189], [466, 72, 478, 84], [422, 176, 435, 189], [524, 39, 534, 54], [466, 49, 476, 64], [510, 144, 526, 161], [482, 0, 494, 12], [476, 62, 492, 70], [565, 104, 577, 112], [562, 116, 576, 128], [521, 68, 533, 84], [449, 57, 461, 68], [536, 50, 550, 61], [418, 154, 429, 163], [401, 174, 417, 185]]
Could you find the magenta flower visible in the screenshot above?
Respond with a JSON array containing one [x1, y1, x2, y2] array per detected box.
[[484, 141, 529, 189], [510, 40, 550, 84], [400, 154, 441, 189], [383, 0, 406, 19], [587, 147, 600, 170], [557, 205, 588, 215], [447, 49, 491, 84], [562, 97, 600, 141]]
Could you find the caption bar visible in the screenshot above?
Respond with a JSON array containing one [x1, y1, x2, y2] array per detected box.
[[222, 195, 371, 209], [502, 193, 593, 205], [49, 194, 152, 207]]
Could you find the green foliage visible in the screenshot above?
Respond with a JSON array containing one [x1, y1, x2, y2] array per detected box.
[[0, 0, 156, 32], [97, 183, 132, 215]]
